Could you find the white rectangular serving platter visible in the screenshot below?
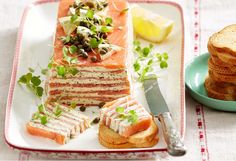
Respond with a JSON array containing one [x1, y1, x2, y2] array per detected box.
[[4, 0, 185, 158]]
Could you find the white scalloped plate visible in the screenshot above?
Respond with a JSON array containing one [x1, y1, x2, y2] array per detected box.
[[5, 0, 185, 159]]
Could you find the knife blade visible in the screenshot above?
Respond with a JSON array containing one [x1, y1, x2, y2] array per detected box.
[[143, 77, 186, 156]]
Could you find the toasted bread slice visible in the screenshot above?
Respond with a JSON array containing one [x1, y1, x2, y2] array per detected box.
[[209, 69, 236, 83], [98, 134, 159, 149], [98, 120, 159, 148], [205, 77, 236, 95], [209, 24, 236, 55], [208, 58, 236, 75], [205, 77, 236, 100], [211, 55, 236, 72], [208, 42, 236, 65]]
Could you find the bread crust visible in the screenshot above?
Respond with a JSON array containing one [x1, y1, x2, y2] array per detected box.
[[209, 24, 236, 55]]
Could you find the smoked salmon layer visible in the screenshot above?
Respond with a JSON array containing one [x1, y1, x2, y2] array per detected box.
[[46, 0, 131, 106], [26, 103, 90, 144], [100, 96, 152, 138]]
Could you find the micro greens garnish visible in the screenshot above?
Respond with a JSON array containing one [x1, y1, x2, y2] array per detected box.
[[18, 69, 44, 97], [56, 66, 79, 77], [54, 105, 62, 117], [32, 104, 48, 125], [70, 101, 77, 109], [133, 40, 169, 82], [115, 107, 138, 124], [70, 14, 78, 23]]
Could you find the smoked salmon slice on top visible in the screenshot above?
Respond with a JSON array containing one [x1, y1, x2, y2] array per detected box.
[[46, 0, 132, 106], [100, 96, 152, 137]]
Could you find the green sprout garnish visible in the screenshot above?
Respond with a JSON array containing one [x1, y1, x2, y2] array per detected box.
[[115, 107, 138, 124], [18, 69, 44, 97], [133, 40, 169, 82]]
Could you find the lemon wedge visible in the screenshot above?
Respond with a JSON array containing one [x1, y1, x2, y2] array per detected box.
[[59, 16, 80, 35], [131, 6, 174, 43]]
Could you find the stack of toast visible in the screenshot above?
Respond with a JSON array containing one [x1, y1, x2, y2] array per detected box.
[[205, 24, 236, 101]]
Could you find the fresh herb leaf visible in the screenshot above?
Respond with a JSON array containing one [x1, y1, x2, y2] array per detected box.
[[28, 67, 35, 73], [105, 17, 113, 25], [57, 66, 66, 77], [69, 45, 78, 54], [41, 68, 48, 75], [86, 9, 94, 19], [54, 105, 62, 117], [70, 102, 77, 109], [40, 115, 48, 125], [133, 40, 141, 46], [120, 8, 129, 14], [70, 14, 78, 23], [90, 26, 97, 33], [100, 26, 111, 33], [147, 59, 153, 66], [142, 47, 150, 57], [149, 44, 154, 50], [31, 76, 41, 86], [133, 61, 141, 72], [69, 68, 79, 76], [33, 112, 40, 120], [162, 52, 169, 60], [116, 107, 125, 113], [62, 46, 68, 56], [18, 72, 44, 97], [89, 38, 100, 48], [160, 61, 168, 69], [35, 86, 44, 97], [38, 104, 45, 113]]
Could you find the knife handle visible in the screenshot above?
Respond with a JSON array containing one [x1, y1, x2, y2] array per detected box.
[[157, 112, 186, 156]]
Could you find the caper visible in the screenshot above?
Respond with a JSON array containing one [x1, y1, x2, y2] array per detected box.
[[79, 106, 86, 112], [102, 47, 109, 52], [84, 46, 92, 52], [98, 102, 105, 108], [101, 33, 107, 39], [91, 56, 97, 62], [78, 48, 85, 54], [92, 117, 100, 124], [99, 49, 107, 55], [81, 51, 88, 58], [80, 21, 89, 28]]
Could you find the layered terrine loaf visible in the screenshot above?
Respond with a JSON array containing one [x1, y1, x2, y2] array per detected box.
[[46, 0, 131, 106]]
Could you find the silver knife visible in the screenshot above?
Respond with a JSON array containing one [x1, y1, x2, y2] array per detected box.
[[143, 77, 186, 156]]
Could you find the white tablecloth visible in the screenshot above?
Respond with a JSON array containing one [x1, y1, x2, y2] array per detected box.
[[1, 0, 236, 160]]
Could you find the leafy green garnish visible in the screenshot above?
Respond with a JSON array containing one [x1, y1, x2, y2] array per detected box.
[[70, 14, 78, 23], [105, 17, 113, 25], [38, 104, 45, 113], [57, 66, 66, 77], [69, 45, 78, 54], [100, 26, 111, 33], [115, 107, 138, 124], [70, 102, 77, 109], [18, 69, 44, 97], [28, 67, 35, 73], [54, 105, 62, 117], [132, 40, 169, 82], [40, 115, 48, 125], [56, 66, 79, 77], [86, 9, 94, 19], [41, 68, 48, 75], [116, 107, 125, 113], [89, 38, 100, 48]]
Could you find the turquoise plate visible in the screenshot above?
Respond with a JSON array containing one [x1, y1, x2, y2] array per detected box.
[[185, 53, 236, 111]]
